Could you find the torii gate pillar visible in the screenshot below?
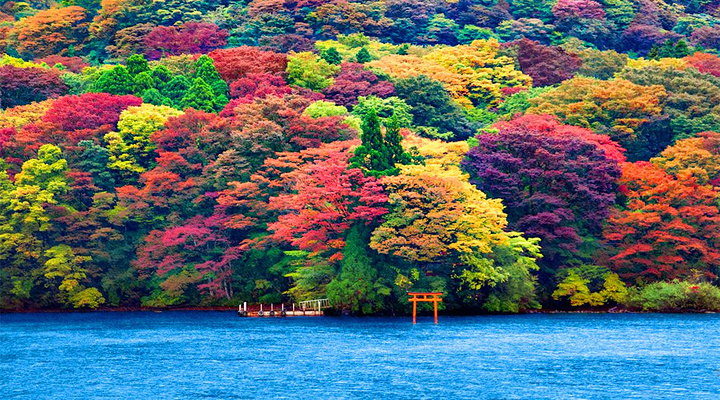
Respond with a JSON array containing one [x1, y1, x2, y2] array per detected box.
[[408, 292, 443, 324]]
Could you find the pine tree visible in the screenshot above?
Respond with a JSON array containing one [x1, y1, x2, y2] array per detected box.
[[194, 55, 228, 109], [194, 55, 228, 96], [647, 46, 659, 60], [322, 47, 342, 65], [164, 75, 191, 107], [77, 140, 115, 191], [673, 39, 689, 58], [326, 225, 389, 314], [660, 39, 675, 58], [150, 65, 173, 91], [180, 78, 216, 112], [349, 108, 414, 176], [355, 47, 372, 63], [350, 108, 390, 176], [126, 54, 149, 76], [384, 112, 411, 166]]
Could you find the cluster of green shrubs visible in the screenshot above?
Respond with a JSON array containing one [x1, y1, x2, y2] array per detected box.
[[624, 281, 720, 312], [552, 266, 719, 312], [94, 54, 228, 112]]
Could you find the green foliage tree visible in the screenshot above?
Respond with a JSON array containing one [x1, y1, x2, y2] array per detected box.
[[126, 54, 150, 76], [326, 225, 391, 314], [193, 55, 228, 109], [141, 88, 171, 106], [394, 75, 478, 140], [150, 65, 173, 90], [43, 244, 105, 309], [104, 132, 145, 183], [133, 71, 155, 94], [353, 96, 413, 127], [286, 52, 340, 91], [180, 78, 217, 112], [0, 145, 70, 308], [77, 140, 115, 191], [552, 266, 628, 307], [164, 75, 191, 106], [355, 47, 372, 63], [94, 65, 134, 95], [321, 47, 342, 65], [351, 110, 389, 176]]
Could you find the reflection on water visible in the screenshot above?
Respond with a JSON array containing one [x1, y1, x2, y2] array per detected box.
[[1, 312, 719, 399]]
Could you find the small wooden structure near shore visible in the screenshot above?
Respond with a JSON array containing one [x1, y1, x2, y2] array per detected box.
[[237, 298, 329, 317]]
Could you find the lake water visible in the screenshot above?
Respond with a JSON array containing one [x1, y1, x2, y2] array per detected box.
[[1, 312, 719, 399]]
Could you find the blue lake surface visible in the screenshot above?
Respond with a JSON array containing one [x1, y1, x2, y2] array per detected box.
[[1, 312, 719, 399]]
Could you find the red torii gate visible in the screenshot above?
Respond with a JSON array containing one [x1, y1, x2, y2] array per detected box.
[[408, 292, 443, 324]]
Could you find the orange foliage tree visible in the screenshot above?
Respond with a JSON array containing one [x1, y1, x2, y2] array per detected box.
[[684, 52, 720, 78], [7, 6, 91, 57], [601, 162, 720, 282]]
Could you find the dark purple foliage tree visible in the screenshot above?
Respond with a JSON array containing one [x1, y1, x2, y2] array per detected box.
[[461, 116, 621, 271], [509, 39, 581, 86]]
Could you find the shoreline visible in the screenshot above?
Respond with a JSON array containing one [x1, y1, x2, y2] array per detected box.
[[1, 306, 716, 315]]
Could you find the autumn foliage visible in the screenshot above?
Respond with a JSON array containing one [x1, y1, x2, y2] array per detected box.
[[463, 115, 622, 269], [2, 0, 720, 312], [601, 162, 720, 282]]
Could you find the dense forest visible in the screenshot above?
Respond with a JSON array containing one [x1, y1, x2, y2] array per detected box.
[[1, 0, 719, 313]]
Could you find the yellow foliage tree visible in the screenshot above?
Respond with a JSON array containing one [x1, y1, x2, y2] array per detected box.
[[7, 6, 90, 57], [370, 134, 541, 290], [116, 104, 183, 165], [0, 99, 55, 129], [369, 39, 531, 108], [651, 131, 720, 185], [527, 76, 667, 152]]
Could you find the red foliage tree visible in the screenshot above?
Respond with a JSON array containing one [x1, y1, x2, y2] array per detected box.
[[259, 34, 315, 53], [620, 24, 681, 54], [135, 215, 236, 300], [689, 25, 720, 50], [462, 115, 622, 269], [151, 109, 221, 155], [5, 93, 144, 155], [105, 23, 156, 59], [322, 62, 395, 107], [552, 0, 605, 22], [144, 22, 228, 60], [267, 141, 388, 261], [228, 73, 291, 99], [601, 162, 720, 282], [684, 52, 720, 78], [0, 127, 15, 152], [493, 114, 627, 163], [222, 95, 356, 149], [208, 46, 287, 82], [0, 66, 68, 108], [42, 93, 142, 132], [35, 55, 90, 73]]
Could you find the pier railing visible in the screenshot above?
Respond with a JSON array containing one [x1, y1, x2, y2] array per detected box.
[[298, 298, 330, 311], [237, 299, 330, 317]]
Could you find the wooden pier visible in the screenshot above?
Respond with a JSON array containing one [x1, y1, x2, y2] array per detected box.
[[237, 299, 329, 317]]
